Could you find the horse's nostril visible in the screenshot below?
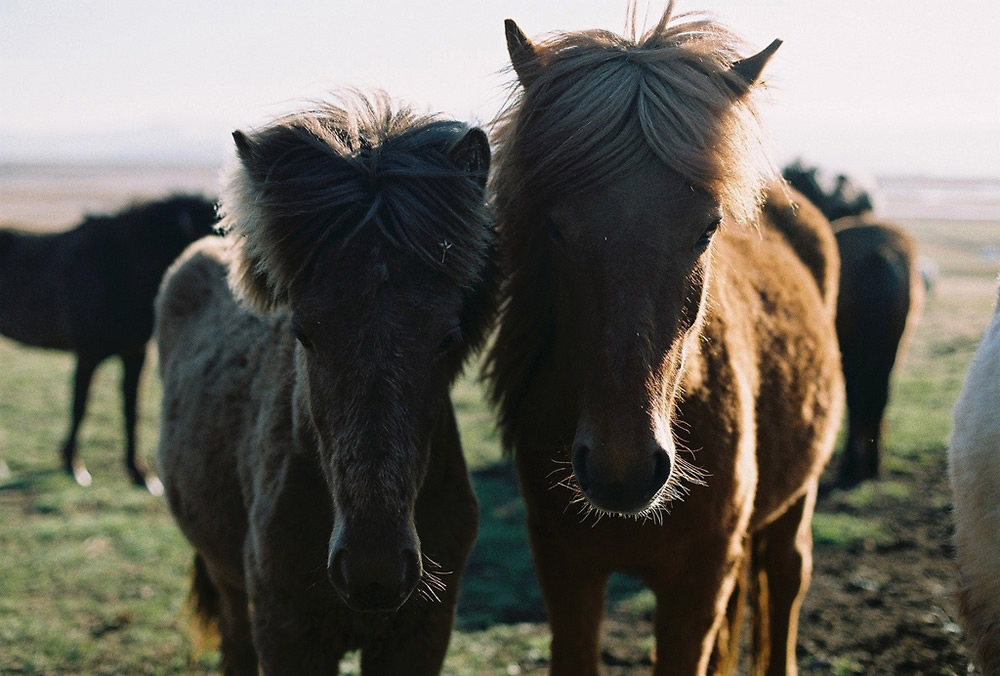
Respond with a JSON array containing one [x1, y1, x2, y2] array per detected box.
[[571, 442, 592, 491], [651, 449, 672, 493]]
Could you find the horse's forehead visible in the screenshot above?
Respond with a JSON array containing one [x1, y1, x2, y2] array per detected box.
[[298, 242, 457, 323], [550, 162, 718, 233]]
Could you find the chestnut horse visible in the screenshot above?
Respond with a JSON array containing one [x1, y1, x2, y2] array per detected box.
[[0, 195, 217, 490], [832, 218, 923, 487], [156, 94, 495, 674], [485, 6, 843, 674]]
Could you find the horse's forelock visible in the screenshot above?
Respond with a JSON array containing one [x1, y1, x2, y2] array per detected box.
[[492, 8, 771, 226], [218, 94, 493, 315]]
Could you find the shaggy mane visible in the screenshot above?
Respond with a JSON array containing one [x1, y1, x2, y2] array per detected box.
[[491, 2, 769, 223], [219, 92, 492, 313]]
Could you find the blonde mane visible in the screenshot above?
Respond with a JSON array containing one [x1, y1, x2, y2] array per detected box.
[[491, 3, 770, 226]]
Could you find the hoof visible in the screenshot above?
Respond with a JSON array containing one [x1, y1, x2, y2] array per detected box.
[[72, 464, 93, 487], [143, 475, 164, 496], [128, 465, 162, 495], [63, 447, 90, 486]]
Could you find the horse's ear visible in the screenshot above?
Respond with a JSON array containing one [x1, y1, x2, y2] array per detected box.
[[506, 19, 541, 89], [728, 38, 782, 96], [232, 130, 253, 162], [450, 127, 491, 189], [232, 130, 273, 182]]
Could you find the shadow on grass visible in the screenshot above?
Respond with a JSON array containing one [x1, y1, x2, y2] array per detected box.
[[457, 460, 645, 631], [0, 467, 64, 492]]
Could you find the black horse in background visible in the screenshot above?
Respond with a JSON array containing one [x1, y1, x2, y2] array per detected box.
[[784, 162, 925, 488], [830, 218, 923, 488], [0, 195, 217, 492], [783, 159, 874, 221]]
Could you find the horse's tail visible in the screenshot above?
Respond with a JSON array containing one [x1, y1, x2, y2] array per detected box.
[[185, 553, 222, 656], [762, 183, 840, 315]]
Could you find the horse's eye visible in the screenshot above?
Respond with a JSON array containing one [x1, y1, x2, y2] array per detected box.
[[544, 216, 566, 245], [293, 326, 314, 352], [439, 327, 464, 354], [696, 218, 722, 250]]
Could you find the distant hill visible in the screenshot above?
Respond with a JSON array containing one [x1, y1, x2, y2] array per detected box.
[[0, 126, 227, 165]]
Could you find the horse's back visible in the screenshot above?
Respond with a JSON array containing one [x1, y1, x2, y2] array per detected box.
[[761, 184, 840, 314], [950, 291, 1000, 674], [155, 236, 234, 366], [155, 236, 258, 567]]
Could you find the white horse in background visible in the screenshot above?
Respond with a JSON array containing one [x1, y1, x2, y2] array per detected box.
[[950, 282, 1000, 674]]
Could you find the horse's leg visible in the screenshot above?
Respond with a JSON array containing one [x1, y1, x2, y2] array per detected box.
[[711, 545, 750, 675], [836, 432, 860, 489], [214, 579, 258, 676], [532, 534, 608, 676], [749, 487, 816, 676], [359, 600, 458, 675], [839, 361, 892, 487], [651, 536, 745, 676], [120, 347, 159, 492], [248, 578, 347, 675], [190, 554, 258, 676], [359, 401, 476, 675], [245, 463, 347, 674], [62, 352, 100, 486], [862, 366, 894, 481]]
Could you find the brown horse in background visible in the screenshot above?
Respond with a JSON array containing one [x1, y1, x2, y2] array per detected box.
[[156, 94, 495, 674], [0, 195, 217, 491], [485, 6, 843, 674], [833, 218, 923, 487]]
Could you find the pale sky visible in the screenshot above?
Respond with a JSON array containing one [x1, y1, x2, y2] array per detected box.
[[2, 0, 998, 178]]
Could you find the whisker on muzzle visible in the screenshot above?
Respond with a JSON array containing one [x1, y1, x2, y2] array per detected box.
[[415, 553, 452, 604], [545, 443, 709, 525]]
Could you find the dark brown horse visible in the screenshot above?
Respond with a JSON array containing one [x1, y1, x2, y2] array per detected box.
[[156, 94, 495, 674], [0, 195, 217, 490], [485, 6, 843, 674], [832, 218, 922, 487]]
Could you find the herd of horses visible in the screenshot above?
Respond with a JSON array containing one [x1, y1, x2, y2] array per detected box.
[[0, 4, 996, 675]]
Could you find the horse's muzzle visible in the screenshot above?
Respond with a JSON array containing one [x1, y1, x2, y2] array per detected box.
[[571, 439, 672, 514], [328, 543, 422, 613]]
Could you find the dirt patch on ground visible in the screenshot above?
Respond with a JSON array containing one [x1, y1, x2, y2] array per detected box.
[[795, 459, 970, 673], [523, 455, 977, 674]]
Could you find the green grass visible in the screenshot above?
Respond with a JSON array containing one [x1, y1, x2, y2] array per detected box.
[[811, 513, 892, 548], [1, 215, 996, 673]]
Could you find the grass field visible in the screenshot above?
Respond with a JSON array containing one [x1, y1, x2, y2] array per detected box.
[[0, 212, 996, 674]]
